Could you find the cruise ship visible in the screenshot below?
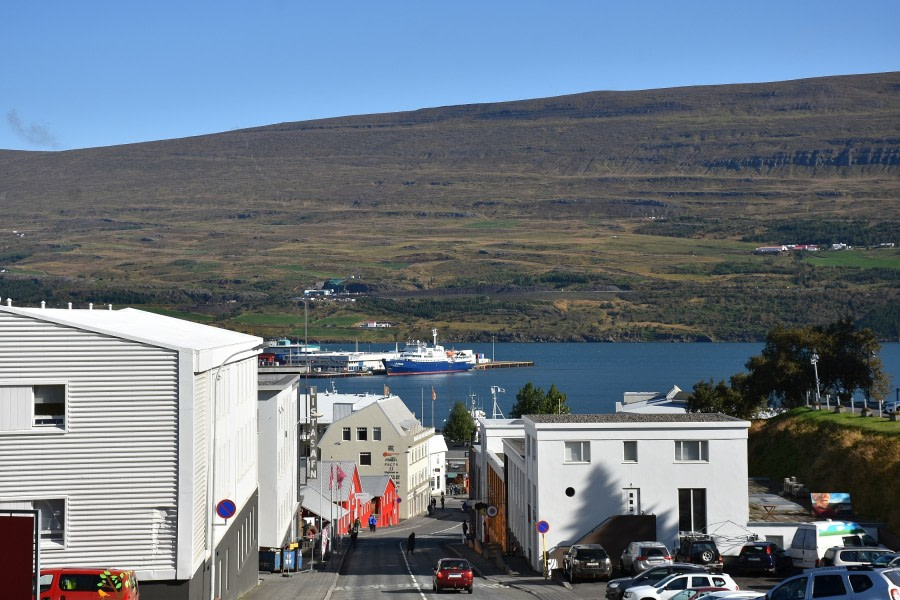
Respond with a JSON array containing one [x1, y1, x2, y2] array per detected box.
[[382, 329, 478, 375]]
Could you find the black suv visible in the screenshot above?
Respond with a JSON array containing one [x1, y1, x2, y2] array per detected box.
[[605, 563, 708, 600], [673, 534, 724, 573]]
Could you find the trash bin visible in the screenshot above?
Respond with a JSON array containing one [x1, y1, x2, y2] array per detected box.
[[282, 549, 296, 572], [259, 548, 282, 573]]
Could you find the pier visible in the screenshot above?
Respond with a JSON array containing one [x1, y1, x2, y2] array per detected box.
[[472, 360, 534, 370]]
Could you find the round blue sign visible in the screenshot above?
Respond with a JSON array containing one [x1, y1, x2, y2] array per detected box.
[[216, 499, 237, 519], [536, 520, 550, 534]]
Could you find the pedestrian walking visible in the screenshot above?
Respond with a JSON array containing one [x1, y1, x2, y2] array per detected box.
[[354, 517, 361, 531], [407, 532, 416, 555], [350, 526, 358, 548], [462, 521, 468, 540], [440, 493, 445, 509], [368, 514, 377, 532]]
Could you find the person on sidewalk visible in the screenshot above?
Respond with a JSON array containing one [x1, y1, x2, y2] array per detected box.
[[368, 514, 377, 532], [462, 521, 468, 540], [440, 493, 445, 509], [350, 526, 358, 548], [407, 532, 416, 555]]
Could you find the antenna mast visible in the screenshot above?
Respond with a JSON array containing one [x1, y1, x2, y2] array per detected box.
[[490, 386, 506, 419]]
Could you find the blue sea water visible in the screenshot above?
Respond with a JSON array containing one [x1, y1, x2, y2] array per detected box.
[[306, 342, 900, 425]]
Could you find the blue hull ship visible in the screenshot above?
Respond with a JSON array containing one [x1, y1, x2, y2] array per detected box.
[[382, 329, 476, 376]]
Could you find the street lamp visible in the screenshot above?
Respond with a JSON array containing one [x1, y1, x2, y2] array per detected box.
[[810, 353, 822, 408]]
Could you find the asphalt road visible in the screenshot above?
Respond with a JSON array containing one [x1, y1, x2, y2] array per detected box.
[[331, 510, 536, 600]]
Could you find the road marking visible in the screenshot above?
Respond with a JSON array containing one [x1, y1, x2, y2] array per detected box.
[[400, 541, 428, 599]]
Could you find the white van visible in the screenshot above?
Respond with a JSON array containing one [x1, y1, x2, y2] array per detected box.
[[788, 520, 879, 569]]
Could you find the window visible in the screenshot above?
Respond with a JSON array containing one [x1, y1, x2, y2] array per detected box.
[[678, 488, 707, 533], [623, 441, 638, 462], [564, 441, 590, 463], [373, 427, 381, 441], [675, 440, 708, 462], [342, 427, 351, 441], [0, 498, 65, 544], [359, 452, 372, 466], [0, 383, 66, 431], [356, 427, 368, 441], [812, 574, 846, 598]]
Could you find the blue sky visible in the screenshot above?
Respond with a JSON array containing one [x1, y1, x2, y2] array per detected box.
[[3, 1, 898, 151]]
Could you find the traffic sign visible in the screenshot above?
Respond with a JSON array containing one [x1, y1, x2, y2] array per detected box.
[[536, 520, 549, 534], [216, 499, 237, 520]]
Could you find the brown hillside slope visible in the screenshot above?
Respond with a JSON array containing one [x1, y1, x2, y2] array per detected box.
[[0, 73, 898, 341], [749, 409, 900, 534]]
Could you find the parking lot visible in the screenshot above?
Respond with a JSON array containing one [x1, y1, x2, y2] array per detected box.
[[561, 571, 783, 600]]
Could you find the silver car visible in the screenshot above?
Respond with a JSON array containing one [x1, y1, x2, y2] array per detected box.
[[768, 566, 900, 600], [821, 546, 894, 567], [620, 541, 673, 575]]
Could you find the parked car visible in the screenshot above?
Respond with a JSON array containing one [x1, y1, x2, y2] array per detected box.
[[884, 401, 900, 414], [674, 534, 724, 573], [668, 587, 730, 600], [621, 541, 674, 575], [702, 592, 765, 600], [767, 566, 900, 600], [606, 564, 709, 600], [623, 572, 738, 600], [432, 558, 474, 594], [563, 543, 613, 583], [39, 568, 140, 600], [821, 546, 895, 567], [872, 553, 900, 569], [737, 541, 791, 575]]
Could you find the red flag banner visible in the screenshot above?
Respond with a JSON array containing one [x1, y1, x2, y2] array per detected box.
[[431, 386, 436, 402], [337, 465, 347, 488]]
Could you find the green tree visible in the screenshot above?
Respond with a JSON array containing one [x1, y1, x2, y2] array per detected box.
[[444, 401, 475, 442], [509, 383, 571, 418], [740, 319, 887, 409], [688, 373, 762, 419]]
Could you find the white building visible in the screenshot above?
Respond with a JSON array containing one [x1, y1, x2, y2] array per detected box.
[[617, 386, 690, 413], [428, 434, 449, 497], [0, 303, 262, 600], [257, 373, 301, 549], [497, 413, 750, 573], [318, 396, 434, 519]]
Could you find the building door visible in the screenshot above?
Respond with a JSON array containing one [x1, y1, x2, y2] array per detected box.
[[622, 488, 640, 514]]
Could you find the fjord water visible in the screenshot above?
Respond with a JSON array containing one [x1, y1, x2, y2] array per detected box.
[[309, 343, 900, 423]]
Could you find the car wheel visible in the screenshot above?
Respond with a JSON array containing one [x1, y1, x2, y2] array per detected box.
[[700, 550, 714, 563], [468, 586, 473, 594]]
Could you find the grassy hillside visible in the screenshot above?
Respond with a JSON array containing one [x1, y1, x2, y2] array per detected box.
[[748, 408, 900, 534], [0, 73, 898, 341]]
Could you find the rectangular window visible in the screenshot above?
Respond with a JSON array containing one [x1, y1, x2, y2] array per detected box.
[[0, 498, 65, 544], [359, 452, 372, 466], [564, 441, 590, 463], [678, 488, 707, 533], [623, 441, 638, 462], [342, 427, 351, 441], [356, 427, 367, 441], [675, 440, 708, 462], [373, 427, 381, 441], [0, 383, 67, 431]]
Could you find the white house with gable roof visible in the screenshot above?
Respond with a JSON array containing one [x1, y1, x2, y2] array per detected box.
[[501, 413, 750, 573], [0, 302, 262, 600]]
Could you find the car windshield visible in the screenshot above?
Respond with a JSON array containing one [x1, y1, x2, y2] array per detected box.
[[642, 570, 672, 584], [692, 542, 715, 553], [645, 547, 666, 557], [578, 548, 608, 560], [741, 545, 767, 556], [655, 574, 680, 588], [873, 553, 900, 566], [440, 561, 469, 570]]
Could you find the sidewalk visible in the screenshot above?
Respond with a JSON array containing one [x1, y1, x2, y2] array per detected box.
[[240, 543, 348, 600]]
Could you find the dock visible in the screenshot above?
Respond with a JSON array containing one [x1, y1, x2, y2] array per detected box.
[[472, 360, 533, 370]]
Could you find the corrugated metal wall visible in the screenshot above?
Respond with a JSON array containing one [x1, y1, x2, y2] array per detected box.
[[0, 311, 179, 572]]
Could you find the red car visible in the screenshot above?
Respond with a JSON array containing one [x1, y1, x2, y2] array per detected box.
[[433, 558, 474, 594]]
